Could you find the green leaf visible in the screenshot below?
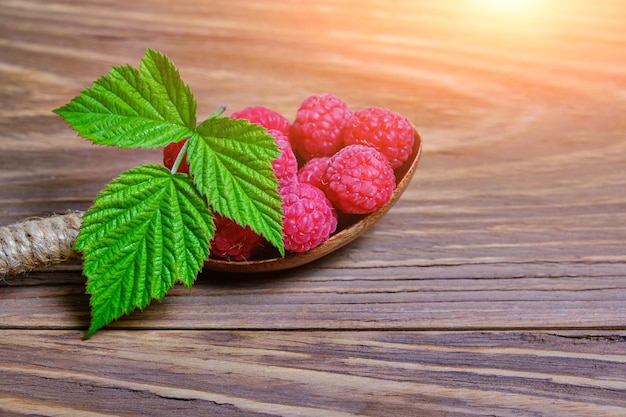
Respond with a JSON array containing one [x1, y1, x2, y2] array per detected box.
[[187, 117, 285, 256], [53, 49, 196, 148], [76, 164, 214, 338]]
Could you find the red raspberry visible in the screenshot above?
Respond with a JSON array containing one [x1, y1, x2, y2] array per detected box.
[[280, 182, 338, 252], [163, 139, 190, 174], [297, 157, 330, 190], [230, 106, 291, 137], [343, 107, 414, 169], [290, 93, 353, 161], [210, 214, 264, 261], [323, 145, 396, 214], [268, 129, 298, 186]]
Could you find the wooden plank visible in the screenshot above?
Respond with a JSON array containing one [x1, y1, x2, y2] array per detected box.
[[2, 267, 624, 331], [0, 330, 624, 416]]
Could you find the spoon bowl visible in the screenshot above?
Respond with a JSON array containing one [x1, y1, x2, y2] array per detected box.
[[204, 128, 423, 273]]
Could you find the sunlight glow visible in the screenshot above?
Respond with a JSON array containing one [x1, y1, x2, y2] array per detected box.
[[478, 0, 538, 15]]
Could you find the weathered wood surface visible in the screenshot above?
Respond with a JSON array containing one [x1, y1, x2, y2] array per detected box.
[[1, 0, 625, 415], [1, 330, 625, 416]]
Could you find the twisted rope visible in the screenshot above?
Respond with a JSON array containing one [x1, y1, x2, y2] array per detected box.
[[0, 211, 84, 276]]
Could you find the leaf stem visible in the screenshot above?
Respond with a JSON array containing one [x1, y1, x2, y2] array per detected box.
[[170, 105, 226, 175], [170, 140, 190, 174], [209, 105, 227, 118]]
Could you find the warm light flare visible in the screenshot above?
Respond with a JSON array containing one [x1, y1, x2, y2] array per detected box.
[[469, 0, 548, 32], [478, 0, 539, 15]]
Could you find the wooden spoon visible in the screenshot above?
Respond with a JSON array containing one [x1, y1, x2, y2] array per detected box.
[[204, 128, 423, 273]]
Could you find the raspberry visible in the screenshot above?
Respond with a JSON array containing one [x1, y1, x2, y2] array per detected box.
[[297, 157, 330, 190], [280, 182, 338, 252], [323, 145, 396, 214], [290, 93, 353, 161], [210, 214, 263, 261], [268, 129, 298, 186], [343, 107, 414, 169], [230, 106, 291, 137], [163, 139, 190, 174]]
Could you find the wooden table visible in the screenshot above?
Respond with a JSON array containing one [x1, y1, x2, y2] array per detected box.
[[1, 0, 625, 415]]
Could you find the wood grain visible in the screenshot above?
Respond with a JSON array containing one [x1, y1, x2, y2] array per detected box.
[[1, 330, 625, 416], [1, 0, 625, 415]]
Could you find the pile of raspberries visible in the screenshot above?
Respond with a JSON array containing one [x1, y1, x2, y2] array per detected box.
[[163, 93, 414, 261]]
